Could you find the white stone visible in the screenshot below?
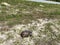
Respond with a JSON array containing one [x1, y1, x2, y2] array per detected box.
[[1, 2, 11, 6], [39, 5, 44, 7]]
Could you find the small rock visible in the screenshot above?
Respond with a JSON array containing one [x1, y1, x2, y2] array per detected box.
[[1, 2, 11, 7], [39, 5, 44, 7]]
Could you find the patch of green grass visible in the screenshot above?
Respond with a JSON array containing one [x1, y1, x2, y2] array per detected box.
[[0, 0, 60, 26]]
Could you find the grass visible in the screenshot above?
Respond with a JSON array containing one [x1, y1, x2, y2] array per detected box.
[[0, 0, 60, 26], [0, 0, 60, 45]]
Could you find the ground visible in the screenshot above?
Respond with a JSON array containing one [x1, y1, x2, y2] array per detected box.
[[0, 0, 60, 45]]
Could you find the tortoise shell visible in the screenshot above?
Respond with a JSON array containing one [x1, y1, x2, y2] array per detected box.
[[20, 30, 32, 38]]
